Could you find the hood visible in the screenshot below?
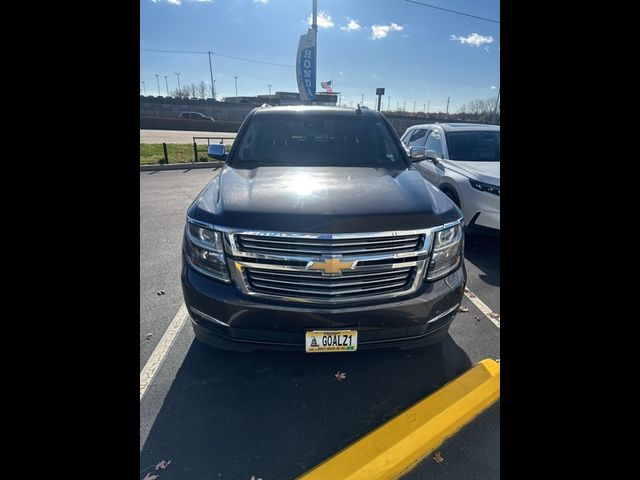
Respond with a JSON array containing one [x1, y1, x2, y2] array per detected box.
[[188, 166, 461, 233], [446, 161, 500, 185]]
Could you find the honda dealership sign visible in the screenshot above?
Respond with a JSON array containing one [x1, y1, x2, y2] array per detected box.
[[296, 28, 316, 101]]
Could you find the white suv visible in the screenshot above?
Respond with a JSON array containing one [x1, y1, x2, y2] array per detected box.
[[401, 123, 500, 232]]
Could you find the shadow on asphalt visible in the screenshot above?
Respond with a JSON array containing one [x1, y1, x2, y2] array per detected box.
[[464, 232, 500, 288], [140, 335, 472, 480]]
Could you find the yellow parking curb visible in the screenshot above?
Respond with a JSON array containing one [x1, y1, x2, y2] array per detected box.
[[298, 359, 500, 480]]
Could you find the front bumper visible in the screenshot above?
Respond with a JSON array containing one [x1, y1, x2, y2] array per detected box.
[[181, 259, 466, 352]]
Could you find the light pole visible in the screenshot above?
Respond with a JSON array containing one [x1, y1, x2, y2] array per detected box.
[[213, 79, 216, 100], [403, 101, 406, 112], [413, 100, 416, 113], [154, 74, 161, 96], [423, 103, 426, 112], [387, 96, 391, 111], [234, 76, 238, 97], [208, 51, 215, 99], [142, 81, 146, 96], [268, 84, 272, 95], [446, 96, 450, 114], [164, 75, 169, 96], [175, 72, 181, 93], [427, 100, 430, 114], [361, 93, 364, 105]]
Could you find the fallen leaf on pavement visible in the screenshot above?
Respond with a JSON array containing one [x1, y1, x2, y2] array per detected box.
[[155, 460, 171, 470], [458, 306, 469, 312], [433, 451, 444, 463], [143, 474, 159, 480], [334, 371, 347, 381]]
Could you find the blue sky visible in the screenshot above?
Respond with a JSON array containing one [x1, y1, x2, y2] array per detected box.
[[140, 0, 499, 113]]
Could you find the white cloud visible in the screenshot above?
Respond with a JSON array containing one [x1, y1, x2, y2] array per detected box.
[[254, 0, 269, 3], [341, 18, 361, 31], [339, 71, 344, 75], [401, 34, 410, 38], [370, 22, 404, 40], [450, 33, 494, 47], [308, 10, 334, 28], [491, 85, 496, 90]]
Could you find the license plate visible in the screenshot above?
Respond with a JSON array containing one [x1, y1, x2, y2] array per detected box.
[[305, 330, 358, 352]]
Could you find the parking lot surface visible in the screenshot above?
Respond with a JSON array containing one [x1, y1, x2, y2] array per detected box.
[[140, 169, 500, 479]]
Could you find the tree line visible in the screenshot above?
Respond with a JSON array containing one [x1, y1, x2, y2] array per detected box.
[[171, 81, 217, 100], [457, 97, 500, 123]]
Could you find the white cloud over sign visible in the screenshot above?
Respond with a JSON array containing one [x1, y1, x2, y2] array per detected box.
[[308, 10, 335, 28], [371, 22, 404, 40], [450, 33, 494, 47], [341, 18, 361, 31]]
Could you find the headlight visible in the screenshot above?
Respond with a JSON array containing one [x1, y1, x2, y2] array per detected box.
[[426, 223, 463, 281], [469, 179, 500, 196], [183, 221, 230, 282]]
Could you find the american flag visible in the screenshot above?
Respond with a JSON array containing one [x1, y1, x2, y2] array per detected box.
[[321, 80, 333, 92]]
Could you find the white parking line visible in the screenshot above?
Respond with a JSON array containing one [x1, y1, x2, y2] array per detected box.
[[140, 303, 189, 400], [464, 287, 500, 328]]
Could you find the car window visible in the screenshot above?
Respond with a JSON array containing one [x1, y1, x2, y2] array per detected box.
[[408, 128, 427, 147], [425, 129, 443, 158], [445, 130, 500, 162], [400, 129, 413, 146], [230, 114, 406, 168]]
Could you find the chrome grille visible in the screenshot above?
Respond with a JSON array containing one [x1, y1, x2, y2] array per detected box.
[[244, 266, 415, 299], [236, 234, 422, 256], [223, 228, 435, 304]]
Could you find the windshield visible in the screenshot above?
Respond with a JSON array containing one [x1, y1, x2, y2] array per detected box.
[[445, 130, 500, 162], [228, 114, 406, 168]]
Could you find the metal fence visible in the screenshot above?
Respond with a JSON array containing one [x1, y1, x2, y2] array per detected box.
[[154, 135, 235, 164]]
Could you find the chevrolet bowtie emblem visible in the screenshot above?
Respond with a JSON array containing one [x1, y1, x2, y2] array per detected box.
[[306, 257, 357, 276]]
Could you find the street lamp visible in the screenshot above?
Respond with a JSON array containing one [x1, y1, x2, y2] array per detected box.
[[387, 96, 391, 111], [164, 75, 169, 96], [234, 75, 238, 97], [154, 74, 161, 96], [267, 84, 272, 95]]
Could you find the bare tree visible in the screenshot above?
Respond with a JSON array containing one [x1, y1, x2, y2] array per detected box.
[[197, 81, 208, 99]]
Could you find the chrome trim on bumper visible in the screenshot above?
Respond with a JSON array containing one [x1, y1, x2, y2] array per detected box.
[[427, 303, 460, 324], [189, 307, 230, 327]]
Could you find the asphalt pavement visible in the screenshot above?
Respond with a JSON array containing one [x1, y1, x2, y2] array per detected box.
[[140, 169, 500, 480]]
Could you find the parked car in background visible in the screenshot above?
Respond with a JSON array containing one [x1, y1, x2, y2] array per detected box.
[[178, 111, 215, 122], [401, 123, 500, 233]]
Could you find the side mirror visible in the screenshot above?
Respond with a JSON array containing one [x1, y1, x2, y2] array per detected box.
[[207, 143, 226, 161], [409, 146, 427, 161], [426, 150, 439, 164]]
